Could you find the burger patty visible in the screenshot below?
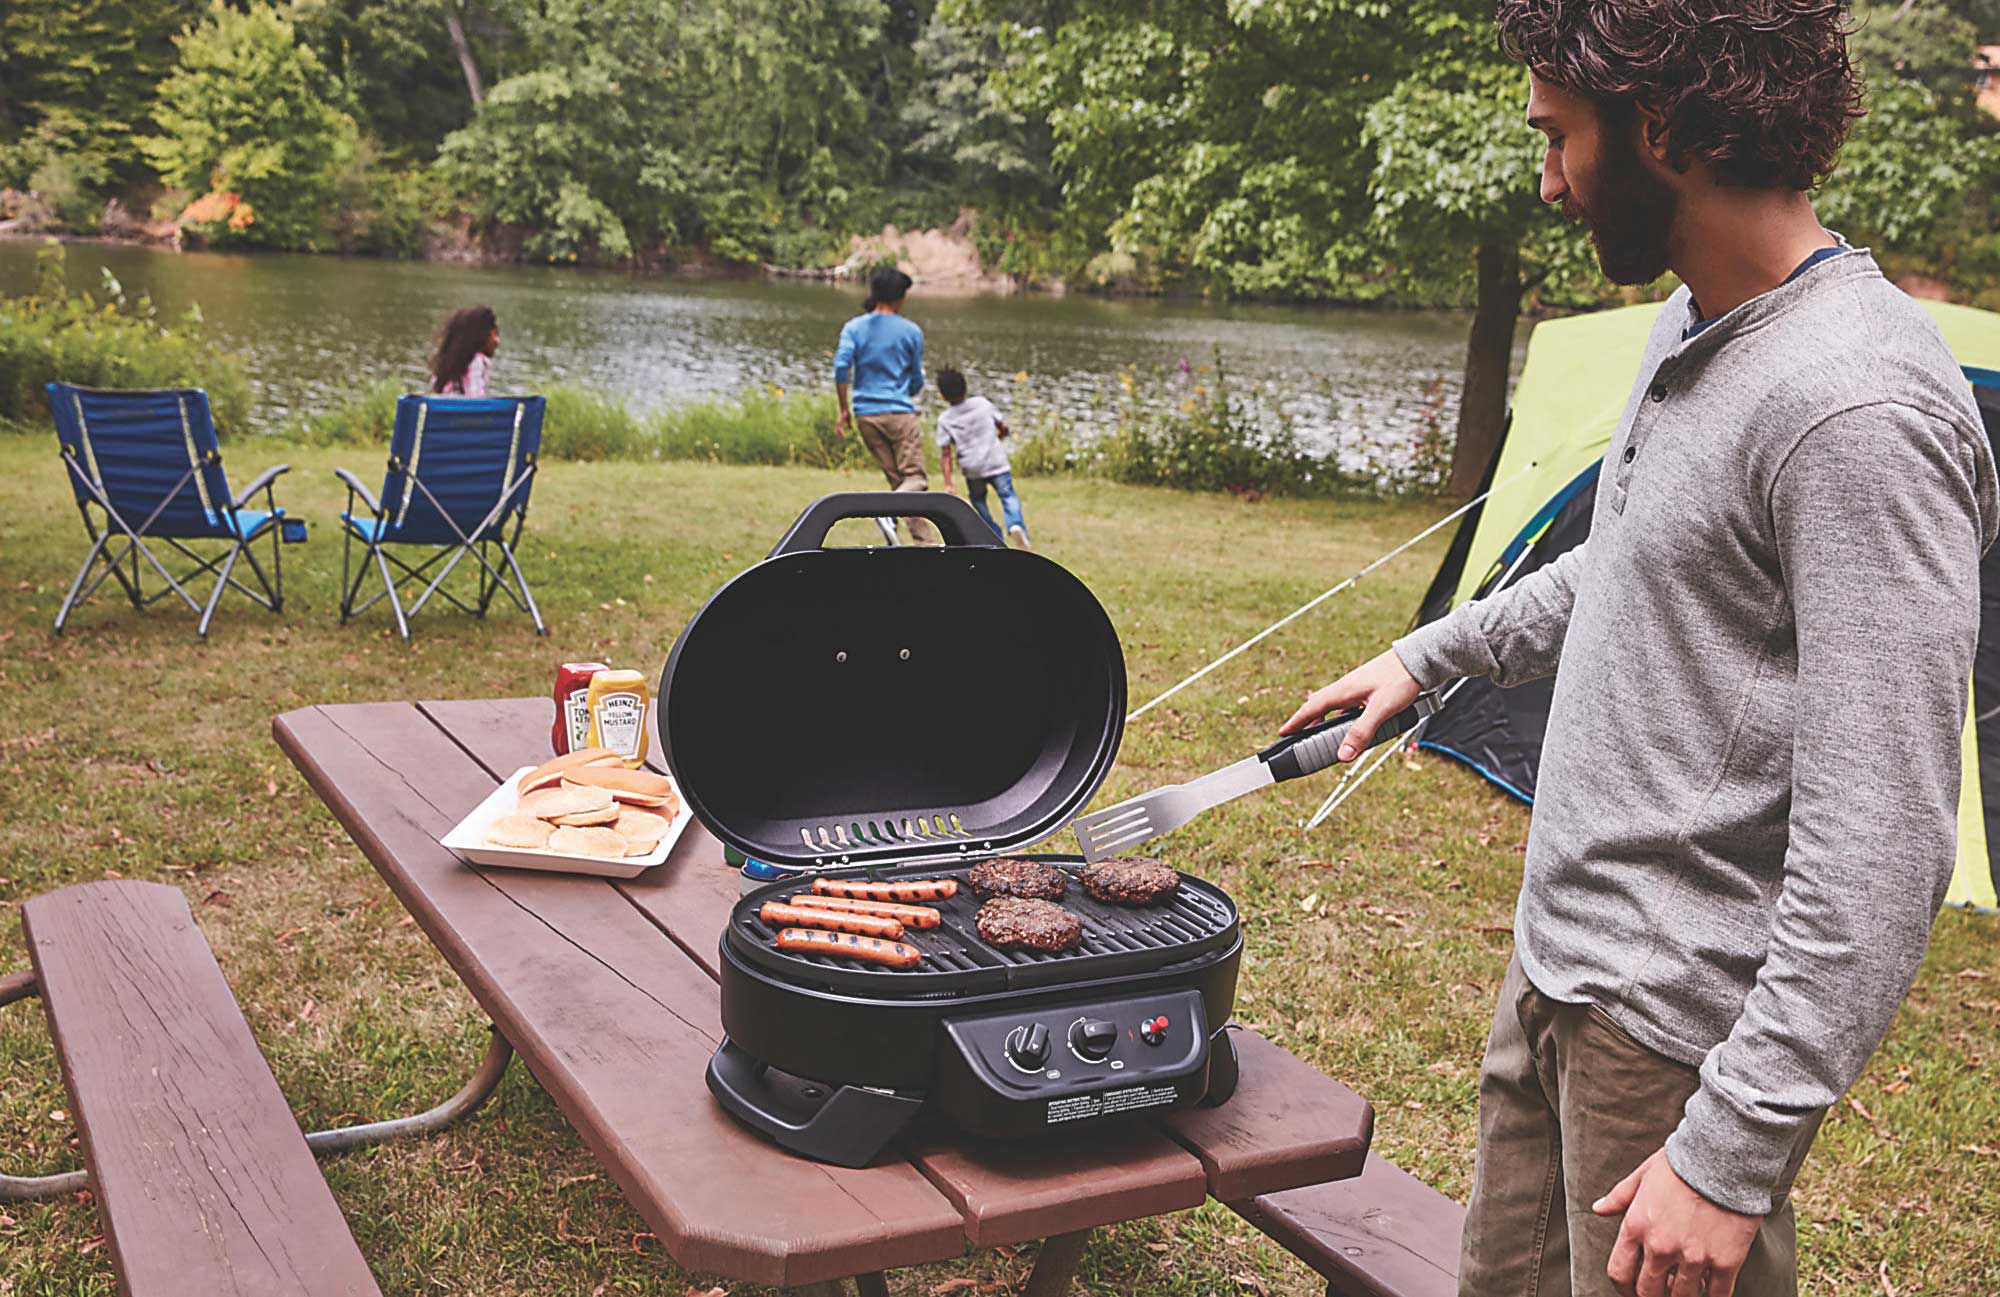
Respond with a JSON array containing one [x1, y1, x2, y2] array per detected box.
[[1079, 856, 1180, 906], [974, 898, 1083, 953], [966, 857, 1069, 900]]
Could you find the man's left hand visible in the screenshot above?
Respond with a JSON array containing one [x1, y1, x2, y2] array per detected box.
[[1595, 1148, 1762, 1297]]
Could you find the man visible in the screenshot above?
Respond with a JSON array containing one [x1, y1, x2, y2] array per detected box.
[[1282, 4, 1996, 1295], [835, 266, 936, 543]]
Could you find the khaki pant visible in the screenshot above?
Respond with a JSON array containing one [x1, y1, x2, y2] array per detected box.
[[856, 412, 937, 544], [1460, 955, 1823, 1297]]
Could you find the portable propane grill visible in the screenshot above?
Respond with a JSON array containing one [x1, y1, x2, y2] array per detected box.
[[660, 493, 1243, 1167]]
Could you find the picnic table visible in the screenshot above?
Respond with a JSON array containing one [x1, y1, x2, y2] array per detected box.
[[275, 697, 1377, 1294]]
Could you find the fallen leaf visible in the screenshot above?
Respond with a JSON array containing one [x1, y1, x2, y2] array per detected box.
[[1879, 1258, 1898, 1297], [274, 927, 306, 946], [629, 1231, 656, 1254], [398, 915, 416, 927], [1846, 1096, 1875, 1121], [555, 1206, 595, 1245], [1957, 969, 1989, 981], [202, 889, 231, 907], [1961, 1144, 1999, 1158], [77, 1236, 104, 1255], [929, 1281, 979, 1295], [1233, 1274, 1270, 1297]]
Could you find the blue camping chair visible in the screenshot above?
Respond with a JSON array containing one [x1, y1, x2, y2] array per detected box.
[[335, 394, 548, 640], [45, 383, 304, 638]]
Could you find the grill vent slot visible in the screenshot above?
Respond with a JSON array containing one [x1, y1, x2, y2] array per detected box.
[[797, 811, 975, 855]]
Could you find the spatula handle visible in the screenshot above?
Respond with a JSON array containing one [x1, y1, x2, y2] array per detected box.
[[1259, 694, 1435, 782]]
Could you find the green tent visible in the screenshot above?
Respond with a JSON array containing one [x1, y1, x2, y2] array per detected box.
[[1414, 298, 2000, 910]]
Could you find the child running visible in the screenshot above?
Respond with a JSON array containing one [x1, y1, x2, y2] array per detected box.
[[934, 367, 1029, 550]]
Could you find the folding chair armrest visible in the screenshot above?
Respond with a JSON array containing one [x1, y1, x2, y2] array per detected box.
[[231, 464, 291, 510], [333, 467, 383, 517]]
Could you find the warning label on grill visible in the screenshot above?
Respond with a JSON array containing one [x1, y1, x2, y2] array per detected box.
[[1045, 1084, 1180, 1125]]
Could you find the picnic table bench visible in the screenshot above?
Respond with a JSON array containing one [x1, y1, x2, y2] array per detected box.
[[273, 695, 1386, 1292], [14, 880, 380, 1295]]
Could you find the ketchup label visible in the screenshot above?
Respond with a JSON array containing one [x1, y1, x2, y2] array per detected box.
[[594, 691, 645, 759], [563, 691, 594, 752]]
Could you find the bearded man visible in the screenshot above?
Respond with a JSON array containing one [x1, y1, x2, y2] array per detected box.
[[1280, 4, 1997, 1296]]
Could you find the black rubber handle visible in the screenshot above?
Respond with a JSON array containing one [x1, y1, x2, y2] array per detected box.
[[705, 1037, 925, 1168], [1258, 699, 1430, 782], [769, 491, 1003, 557]]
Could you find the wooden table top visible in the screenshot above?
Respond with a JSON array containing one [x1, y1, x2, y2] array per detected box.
[[274, 697, 1374, 1289]]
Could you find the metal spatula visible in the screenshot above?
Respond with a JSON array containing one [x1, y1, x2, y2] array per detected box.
[[1071, 693, 1438, 861]]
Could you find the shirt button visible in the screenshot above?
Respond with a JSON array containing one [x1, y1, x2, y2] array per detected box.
[[1648, 383, 1668, 403], [1623, 445, 1637, 464]]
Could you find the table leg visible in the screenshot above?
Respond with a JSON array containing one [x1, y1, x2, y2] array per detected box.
[[854, 1275, 890, 1297], [1020, 1229, 1092, 1297]]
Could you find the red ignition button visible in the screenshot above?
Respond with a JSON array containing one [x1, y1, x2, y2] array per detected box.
[[1141, 1015, 1169, 1046]]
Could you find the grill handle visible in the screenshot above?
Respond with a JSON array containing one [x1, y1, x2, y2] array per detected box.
[[706, 1037, 926, 1168], [1257, 692, 1437, 782], [770, 491, 1003, 556]]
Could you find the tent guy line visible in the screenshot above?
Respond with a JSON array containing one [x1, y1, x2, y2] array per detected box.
[[1302, 532, 1546, 831], [1123, 460, 1543, 724]]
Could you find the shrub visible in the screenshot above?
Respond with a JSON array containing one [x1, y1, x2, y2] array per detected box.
[[144, 2, 357, 251], [654, 387, 858, 468], [0, 240, 251, 433]]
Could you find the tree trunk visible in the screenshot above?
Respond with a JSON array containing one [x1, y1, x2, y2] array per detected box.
[[1446, 239, 1523, 499], [445, 6, 484, 107]]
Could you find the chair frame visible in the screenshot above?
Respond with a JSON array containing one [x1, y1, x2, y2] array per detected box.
[[334, 398, 546, 640], [49, 386, 292, 639]]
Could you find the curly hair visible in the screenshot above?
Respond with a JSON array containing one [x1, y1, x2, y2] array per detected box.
[[1494, 1, 1865, 190]]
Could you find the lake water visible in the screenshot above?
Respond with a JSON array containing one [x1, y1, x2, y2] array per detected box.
[[0, 241, 1520, 484]]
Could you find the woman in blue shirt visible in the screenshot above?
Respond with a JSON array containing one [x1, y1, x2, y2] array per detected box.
[[834, 267, 934, 543]]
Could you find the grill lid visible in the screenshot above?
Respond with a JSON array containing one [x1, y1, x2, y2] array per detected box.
[[726, 859, 1240, 996], [660, 494, 1126, 870]]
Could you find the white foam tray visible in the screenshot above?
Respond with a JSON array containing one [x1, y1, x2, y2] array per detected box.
[[440, 765, 692, 879]]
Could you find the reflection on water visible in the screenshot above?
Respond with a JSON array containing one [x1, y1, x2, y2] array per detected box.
[[0, 241, 1522, 480]]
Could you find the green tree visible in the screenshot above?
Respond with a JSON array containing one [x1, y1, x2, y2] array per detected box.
[[290, 0, 488, 158], [436, 59, 694, 262], [143, 2, 358, 249], [900, 13, 1051, 194], [1823, 2, 2000, 289], [0, 0, 203, 194]]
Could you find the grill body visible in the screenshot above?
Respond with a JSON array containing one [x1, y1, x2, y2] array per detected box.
[[712, 857, 1242, 1163]]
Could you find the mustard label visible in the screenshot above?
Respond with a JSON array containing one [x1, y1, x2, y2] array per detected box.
[[592, 691, 646, 760]]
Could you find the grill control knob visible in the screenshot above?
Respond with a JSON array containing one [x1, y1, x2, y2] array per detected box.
[[1070, 1017, 1118, 1062], [1007, 1023, 1052, 1071]]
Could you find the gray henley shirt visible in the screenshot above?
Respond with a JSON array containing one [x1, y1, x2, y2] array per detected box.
[[1394, 248, 1997, 1215]]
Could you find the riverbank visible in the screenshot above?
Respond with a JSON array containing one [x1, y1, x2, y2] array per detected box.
[[3, 440, 1995, 1296]]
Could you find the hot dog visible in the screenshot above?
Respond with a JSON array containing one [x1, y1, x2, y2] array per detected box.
[[776, 927, 923, 969], [786, 894, 942, 929], [811, 877, 959, 902], [759, 901, 904, 940]]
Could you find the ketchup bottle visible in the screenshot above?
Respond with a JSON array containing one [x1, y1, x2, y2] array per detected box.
[[552, 662, 609, 755]]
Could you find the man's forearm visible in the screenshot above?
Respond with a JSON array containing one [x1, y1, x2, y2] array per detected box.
[[1393, 542, 1589, 690]]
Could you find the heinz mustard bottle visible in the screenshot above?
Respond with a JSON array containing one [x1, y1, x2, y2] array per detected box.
[[585, 668, 649, 768]]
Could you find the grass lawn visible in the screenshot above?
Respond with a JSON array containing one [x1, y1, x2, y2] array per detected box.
[[0, 434, 1994, 1296]]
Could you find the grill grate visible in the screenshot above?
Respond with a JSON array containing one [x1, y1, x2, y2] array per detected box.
[[727, 856, 1239, 996]]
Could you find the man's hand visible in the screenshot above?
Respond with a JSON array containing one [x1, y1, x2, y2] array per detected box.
[[835, 408, 852, 439], [996, 418, 1011, 439], [1282, 649, 1421, 761], [1595, 1148, 1763, 1297]]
